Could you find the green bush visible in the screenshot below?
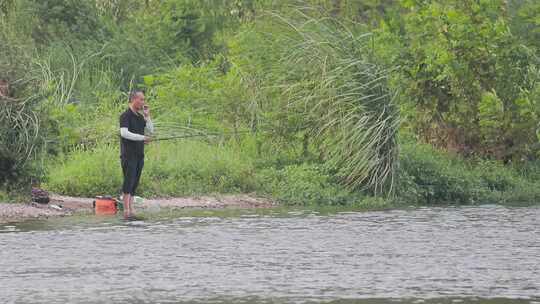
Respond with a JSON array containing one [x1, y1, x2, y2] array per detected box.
[[255, 163, 362, 206], [398, 142, 540, 205], [399, 143, 495, 204], [356, 196, 394, 210], [473, 160, 521, 192], [513, 160, 540, 182], [0, 189, 9, 203], [471, 160, 540, 204], [0, 187, 31, 203], [475, 160, 540, 204]]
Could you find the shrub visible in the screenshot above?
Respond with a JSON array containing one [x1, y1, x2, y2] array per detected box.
[[255, 163, 361, 206], [398, 141, 540, 205]]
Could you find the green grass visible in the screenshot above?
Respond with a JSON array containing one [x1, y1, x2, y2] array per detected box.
[[45, 140, 258, 197], [44, 145, 122, 197], [141, 140, 257, 196]]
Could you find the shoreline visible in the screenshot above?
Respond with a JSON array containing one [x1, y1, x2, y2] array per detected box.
[[0, 193, 277, 224]]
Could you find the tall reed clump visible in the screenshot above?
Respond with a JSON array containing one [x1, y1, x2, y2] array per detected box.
[[0, 101, 42, 186], [272, 9, 400, 196], [0, 9, 46, 192]]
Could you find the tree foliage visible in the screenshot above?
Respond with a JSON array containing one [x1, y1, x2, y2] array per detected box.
[[378, 0, 540, 161]]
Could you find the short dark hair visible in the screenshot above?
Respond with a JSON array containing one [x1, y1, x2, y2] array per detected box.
[[128, 89, 144, 103]]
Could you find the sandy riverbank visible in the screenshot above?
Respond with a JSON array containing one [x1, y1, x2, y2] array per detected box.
[[0, 193, 276, 223]]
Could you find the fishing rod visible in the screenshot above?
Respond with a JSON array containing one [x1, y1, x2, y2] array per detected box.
[[45, 118, 260, 145], [45, 132, 247, 145], [151, 130, 252, 142]]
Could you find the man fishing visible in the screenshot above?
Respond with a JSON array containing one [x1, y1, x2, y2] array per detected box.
[[119, 90, 153, 219]]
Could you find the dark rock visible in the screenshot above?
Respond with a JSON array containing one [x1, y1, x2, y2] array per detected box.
[[31, 187, 50, 204]]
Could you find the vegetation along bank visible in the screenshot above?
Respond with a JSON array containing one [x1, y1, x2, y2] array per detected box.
[[1, 1, 539, 214]]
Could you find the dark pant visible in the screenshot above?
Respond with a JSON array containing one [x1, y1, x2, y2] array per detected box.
[[121, 157, 144, 195]]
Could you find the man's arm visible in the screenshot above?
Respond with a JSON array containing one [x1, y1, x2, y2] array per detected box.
[[120, 128, 145, 141], [145, 118, 154, 134], [143, 105, 154, 134]]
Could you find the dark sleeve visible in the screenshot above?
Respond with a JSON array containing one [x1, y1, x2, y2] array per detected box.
[[120, 113, 129, 128]]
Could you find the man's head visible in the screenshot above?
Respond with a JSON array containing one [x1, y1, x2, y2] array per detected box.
[[128, 90, 145, 111]]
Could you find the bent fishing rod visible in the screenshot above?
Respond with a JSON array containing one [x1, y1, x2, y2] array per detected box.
[[46, 130, 254, 146], [150, 130, 252, 142]]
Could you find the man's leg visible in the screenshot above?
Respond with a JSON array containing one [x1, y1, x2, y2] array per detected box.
[[132, 158, 144, 195], [130, 157, 144, 215], [123, 193, 131, 218], [121, 157, 137, 218]]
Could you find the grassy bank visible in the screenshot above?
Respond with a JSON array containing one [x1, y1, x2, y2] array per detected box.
[[43, 139, 540, 208], [397, 143, 540, 206]]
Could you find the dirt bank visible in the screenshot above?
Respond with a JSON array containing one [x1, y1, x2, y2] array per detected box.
[[0, 193, 276, 224]]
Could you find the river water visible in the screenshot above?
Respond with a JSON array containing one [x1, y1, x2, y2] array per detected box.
[[0, 205, 539, 304]]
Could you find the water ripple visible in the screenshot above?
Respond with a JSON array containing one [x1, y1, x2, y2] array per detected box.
[[0, 206, 539, 303]]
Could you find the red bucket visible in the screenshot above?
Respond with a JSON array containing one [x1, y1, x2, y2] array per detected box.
[[93, 196, 117, 215]]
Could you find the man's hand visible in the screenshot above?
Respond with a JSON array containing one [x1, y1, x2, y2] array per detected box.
[[144, 136, 152, 144], [143, 105, 150, 119]]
